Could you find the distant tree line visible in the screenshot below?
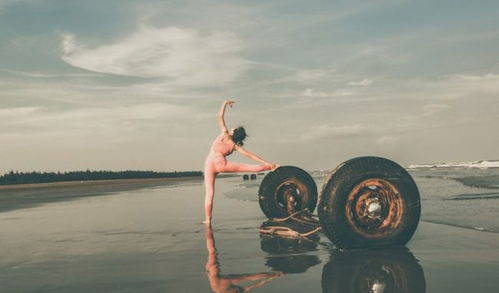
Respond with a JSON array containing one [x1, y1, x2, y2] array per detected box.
[[0, 170, 203, 185]]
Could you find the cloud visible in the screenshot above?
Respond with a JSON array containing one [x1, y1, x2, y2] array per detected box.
[[61, 33, 77, 55], [301, 124, 366, 140], [423, 73, 499, 100], [295, 69, 336, 84], [302, 88, 328, 98], [452, 73, 499, 81], [376, 136, 398, 145], [422, 103, 449, 116], [346, 44, 412, 66], [1, 103, 192, 135], [0, 106, 37, 119], [348, 78, 373, 86], [302, 88, 357, 98], [61, 26, 251, 86], [2, 70, 105, 78]]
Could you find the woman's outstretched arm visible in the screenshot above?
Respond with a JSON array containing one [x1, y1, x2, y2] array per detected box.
[[218, 100, 234, 134], [234, 145, 274, 167]]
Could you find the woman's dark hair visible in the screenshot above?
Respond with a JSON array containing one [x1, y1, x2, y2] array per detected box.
[[232, 126, 247, 146]]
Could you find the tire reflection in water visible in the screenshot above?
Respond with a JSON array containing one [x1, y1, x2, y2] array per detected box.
[[260, 233, 321, 274], [321, 247, 426, 293]]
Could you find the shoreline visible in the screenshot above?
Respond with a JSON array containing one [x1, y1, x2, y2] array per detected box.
[[0, 176, 203, 213], [0, 176, 203, 191]]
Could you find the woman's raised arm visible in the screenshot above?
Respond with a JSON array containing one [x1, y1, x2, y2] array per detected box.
[[218, 100, 235, 134]]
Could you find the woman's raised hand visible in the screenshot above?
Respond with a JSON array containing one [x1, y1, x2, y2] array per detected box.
[[224, 100, 235, 108]]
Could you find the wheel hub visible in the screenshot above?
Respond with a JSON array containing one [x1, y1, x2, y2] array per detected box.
[[370, 280, 387, 293], [275, 181, 304, 214], [345, 178, 404, 238], [366, 200, 382, 219]]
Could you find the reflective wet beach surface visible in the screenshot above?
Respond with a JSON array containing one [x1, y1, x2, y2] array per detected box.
[[1, 174, 499, 292]]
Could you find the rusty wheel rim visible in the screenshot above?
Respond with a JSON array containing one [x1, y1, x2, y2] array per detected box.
[[345, 178, 403, 238], [275, 179, 306, 214]]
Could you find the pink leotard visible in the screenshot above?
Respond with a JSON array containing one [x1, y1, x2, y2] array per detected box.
[[210, 133, 236, 157], [204, 134, 235, 173]]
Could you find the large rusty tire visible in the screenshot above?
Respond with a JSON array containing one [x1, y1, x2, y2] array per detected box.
[[258, 166, 318, 218], [321, 247, 426, 293], [318, 157, 421, 249]]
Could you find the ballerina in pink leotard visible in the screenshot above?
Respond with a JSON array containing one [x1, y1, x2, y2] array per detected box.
[[204, 100, 277, 225]]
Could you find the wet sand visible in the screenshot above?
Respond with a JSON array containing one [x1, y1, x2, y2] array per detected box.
[[0, 176, 498, 292], [0, 177, 202, 213]]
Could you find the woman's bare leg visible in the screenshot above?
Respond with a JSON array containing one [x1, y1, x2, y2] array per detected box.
[[221, 161, 273, 173], [204, 161, 271, 224], [204, 170, 217, 224]]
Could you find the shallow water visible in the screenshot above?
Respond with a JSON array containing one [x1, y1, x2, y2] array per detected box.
[[0, 174, 499, 292], [409, 167, 499, 232]]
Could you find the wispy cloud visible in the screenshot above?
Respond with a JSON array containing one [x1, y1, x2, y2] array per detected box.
[[1, 70, 105, 78], [2, 103, 192, 129], [302, 88, 328, 98], [417, 73, 499, 100], [61, 26, 251, 86], [302, 88, 357, 98], [348, 78, 373, 86], [345, 44, 412, 67], [1, 101, 195, 136], [451, 73, 499, 82], [301, 124, 366, 140], [376, 136, 399, 145], [422, 103, 449, 116], [0, 106, 38, 119], [295, 69, 337, 84]]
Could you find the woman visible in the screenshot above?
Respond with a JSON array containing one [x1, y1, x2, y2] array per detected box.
[[204, 100, 277, 225]]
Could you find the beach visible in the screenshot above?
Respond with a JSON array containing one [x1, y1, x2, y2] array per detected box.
[[1, 171, 499, 292]]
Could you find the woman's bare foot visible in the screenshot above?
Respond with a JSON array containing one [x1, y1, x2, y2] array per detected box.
[[203, 219, 211, 226]]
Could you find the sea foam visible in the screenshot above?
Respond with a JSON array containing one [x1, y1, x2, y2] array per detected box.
[[408, 160, 499, 169]]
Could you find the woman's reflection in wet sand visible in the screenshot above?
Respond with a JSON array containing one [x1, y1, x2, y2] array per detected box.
[[204, 225, 282, 293], [321, 246, 426, 293]]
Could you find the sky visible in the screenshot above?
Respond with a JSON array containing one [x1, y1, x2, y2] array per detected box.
[[1, 0, 499, 173]]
